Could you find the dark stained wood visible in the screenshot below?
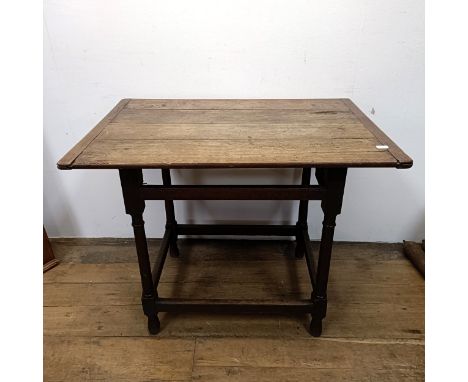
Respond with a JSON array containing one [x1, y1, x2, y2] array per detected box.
[[139, 184, 325, 200], [43, 227, 59, 272], [155, 298, 314, 314], [161, 169, 180, 257], [151, 228, 171, 288], [118, 165, 352, 336], [177, 224, 298, 236], [311, 168, 347, 336], [57, 99, 412, 169], [295, 168, 312, 258], [119, 169, 159, 333], [301, 228, 317, 288], [403, 241, 425, 277]]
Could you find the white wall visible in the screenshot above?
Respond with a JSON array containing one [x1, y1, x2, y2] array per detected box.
[[44, 0, 424, 242]]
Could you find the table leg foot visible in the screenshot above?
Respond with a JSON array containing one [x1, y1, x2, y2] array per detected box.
[[310, 318, 323, 337], [147, 314, 160, 335], [169, 239, 180, 258], [294, 240, 304, 258]]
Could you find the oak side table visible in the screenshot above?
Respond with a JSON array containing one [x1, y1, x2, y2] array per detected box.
[[58, 99, 412, 337]]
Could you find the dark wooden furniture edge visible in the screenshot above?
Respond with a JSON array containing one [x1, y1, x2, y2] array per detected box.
[[403, 240, 425, 278], [118, 167, 348, 337], [57, 99, 130, 169], [342, 98, 413, 169], [43, 259, 60, 273], [155, 298, 314, 314], [139, 185, 325, 200], [43, 227, 59, 273], [62, 162, 399, 170]]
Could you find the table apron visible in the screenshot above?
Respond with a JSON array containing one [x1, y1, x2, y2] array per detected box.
[[177, 223, 297, 236], [139, 184, 326, 200]]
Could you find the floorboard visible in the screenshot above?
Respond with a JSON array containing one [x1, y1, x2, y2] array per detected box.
[[44, 239, 424, 381]]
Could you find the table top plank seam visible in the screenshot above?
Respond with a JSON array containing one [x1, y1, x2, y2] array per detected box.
[[113, 110, 358, 125]]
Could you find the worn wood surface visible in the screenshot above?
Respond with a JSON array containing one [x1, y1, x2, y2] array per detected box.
[[44, 239, 424, 381], [343, 99, 413, 168], [57, 99, 130, 169], [57, 99, 412, 169], [44, 337, 195, 381]]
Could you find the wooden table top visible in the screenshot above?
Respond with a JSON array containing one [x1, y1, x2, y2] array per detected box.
[[57, 99, 412, 170]]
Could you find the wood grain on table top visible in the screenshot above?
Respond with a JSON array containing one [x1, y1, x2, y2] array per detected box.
[[57, 99, 412, 169]]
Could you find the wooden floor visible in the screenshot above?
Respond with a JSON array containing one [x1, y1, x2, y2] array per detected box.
[[44, 239, 424, 381]]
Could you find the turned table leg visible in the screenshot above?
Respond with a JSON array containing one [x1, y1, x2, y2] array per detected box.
[[310, 168, 347, 337], [295, 168, 311, 258], [162, 169, 180, 257], [119, 169, 160, 334]]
